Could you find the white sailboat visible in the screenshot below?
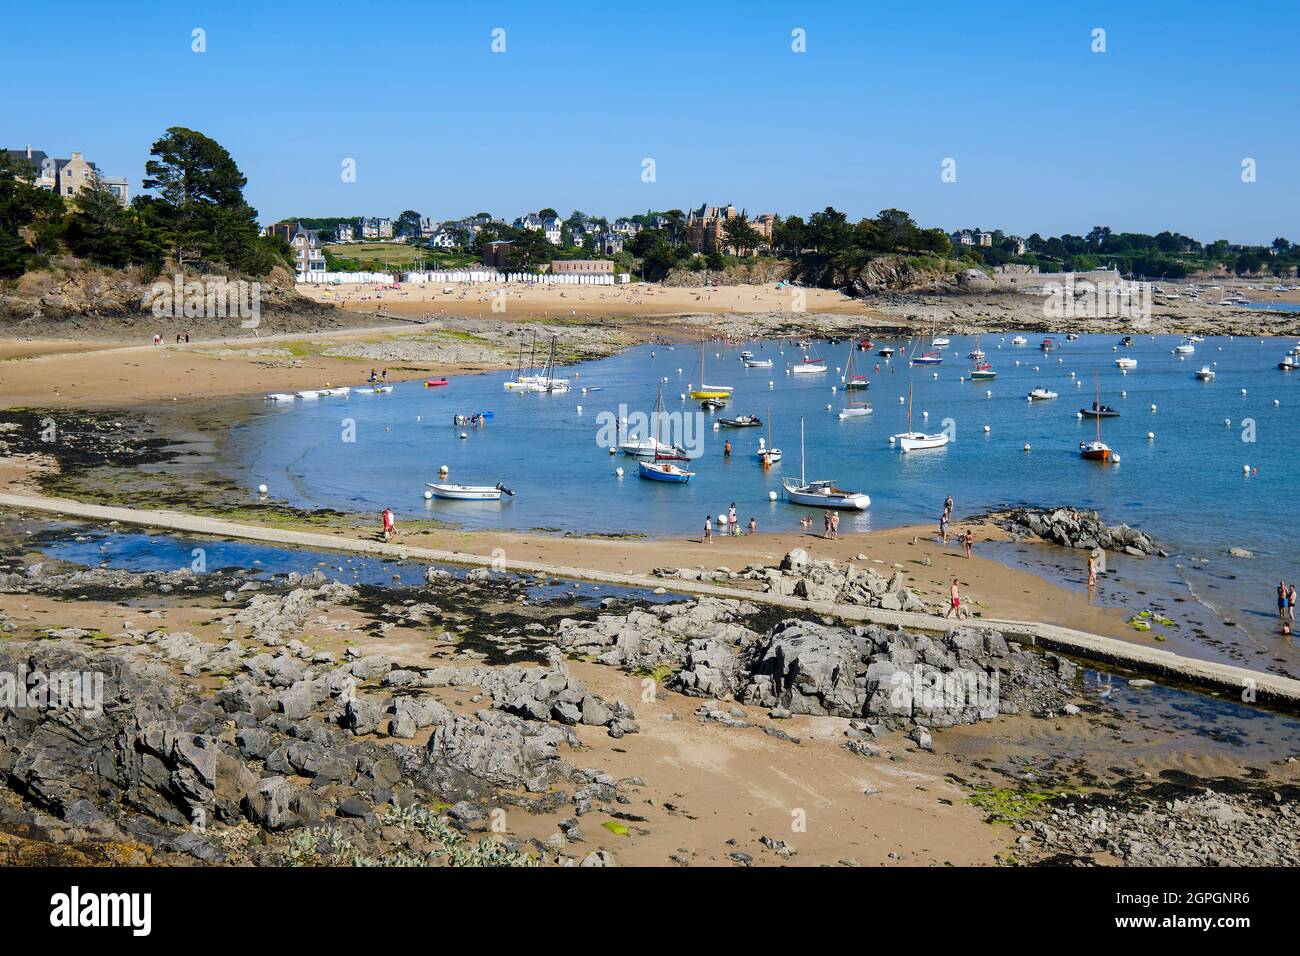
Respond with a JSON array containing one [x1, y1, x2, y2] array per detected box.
[[781, 418, 869, 509], [790, 341, 827, 374], [891, 383, 949, 451], [837, 347, 872, 419]]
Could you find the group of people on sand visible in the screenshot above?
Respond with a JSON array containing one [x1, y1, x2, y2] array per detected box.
[[938, 495, 974, 558], [367, 368, 389, 383], [1280, 581, 1297, 635], [703, 503, 755, 542], [152, 332, 191, 346]]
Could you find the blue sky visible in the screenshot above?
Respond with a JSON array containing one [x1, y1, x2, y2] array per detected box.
[[3, 0, 1297, 243]]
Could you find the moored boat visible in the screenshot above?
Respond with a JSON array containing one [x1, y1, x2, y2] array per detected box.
[[718, 415, 761, 428], [891, 383, 948, 450], [782, 419, 869, 508], [1115, 357, 1137, 369], [1195, 366, 1215, 381], [1080, 371, 1115, 462], [1027, 386, 1058, 400], [425, 482, 515, 501]]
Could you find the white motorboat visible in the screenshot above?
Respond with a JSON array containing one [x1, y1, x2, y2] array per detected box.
[[320, 386, 351, 396], [932, 336, 951, 347], [1174, 339, 1196, 354], [296, 390, 321, 400], [838, 406, 873, 420], [1011, 335, 1028, 346], [739, 350, 754, 359], [266, 393, 295, 402], [1027, 387, 1058, 400], [1195, 366, 1215, 381], [744, 358, 774, 368], [781, 419, 869, 509], [425, 482, 515, 501], [619, 436, 687, 460], [1115, 357, 1137, 369], [790, 360, 827, 374]]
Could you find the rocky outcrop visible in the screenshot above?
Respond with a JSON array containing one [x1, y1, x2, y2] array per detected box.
[[652, 552, 933, 613], [735, 619, 1076, 729], [986, 507, 1160, 556], [556, 597, 763, 673], [1015, 787, 1300, 867]]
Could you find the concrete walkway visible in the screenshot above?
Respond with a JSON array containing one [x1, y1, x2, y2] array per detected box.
[[3, 491, 1298, 709]]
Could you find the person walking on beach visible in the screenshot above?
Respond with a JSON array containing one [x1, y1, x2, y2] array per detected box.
[[728, 503, 738, 537], [946, 579, 962, 619], [1289, 583, 1297, 625], [963, 528, 974, 559], [822, 510, 832, 538], [1088, 552, 1098, 589], [1280, 581, 1289, 626], [939, 510, 949, 544], [703, 514, 713, 543], [381, 508, 396, 542]]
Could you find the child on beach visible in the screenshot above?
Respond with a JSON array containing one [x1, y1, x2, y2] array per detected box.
[[728, 503, 738, 536], [748, 517, 756, 535], [704, 515, 713, 543], [939, 511, 949, 543]]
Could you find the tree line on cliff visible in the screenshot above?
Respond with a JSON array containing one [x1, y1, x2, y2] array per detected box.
[[0, 127, 292, 280]]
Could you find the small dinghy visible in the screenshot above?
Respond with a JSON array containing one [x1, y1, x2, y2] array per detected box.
[[700, 398, 727, 411], [1195, 366, 1215, 381], [1010, 335, 1028, 346], [356, 385, 394, 394], [718, 415, 762, 428], [320, 386, 351, 396], [425, 482, 514, 501], [1278, 355, 1298, 371], [877, 346, 896, 357], [266, 393, 295, 402], [425, 378, 449, 387], [296, 390, 321, 400], [1027, 386, 1058, 400], [1115, 357, 1137, 369], [744, 358, 774, 368], [1174, 339, 1196, 354]]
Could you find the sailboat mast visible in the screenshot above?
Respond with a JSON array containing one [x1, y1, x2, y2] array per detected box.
[[1095, 370, 1101, 442], [800, 418, 806, 485]]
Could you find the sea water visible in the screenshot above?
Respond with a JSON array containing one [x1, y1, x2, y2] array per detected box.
[[225, 333, 1300, 664]]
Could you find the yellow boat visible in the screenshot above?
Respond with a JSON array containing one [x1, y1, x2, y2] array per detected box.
[[688, 341, 732, 400]]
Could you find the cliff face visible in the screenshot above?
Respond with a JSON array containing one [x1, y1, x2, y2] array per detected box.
[[0, 260, 345, 338], [661, 260, 791, 287]]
